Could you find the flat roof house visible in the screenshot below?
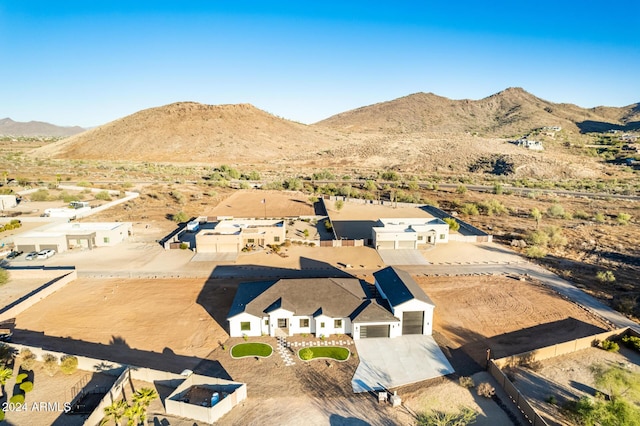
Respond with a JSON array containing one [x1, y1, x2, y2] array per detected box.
[[14, 222, 132, 253], [372, 218, 449, 250], [195, 219, 285, 254], [228, 267, 436, 340]]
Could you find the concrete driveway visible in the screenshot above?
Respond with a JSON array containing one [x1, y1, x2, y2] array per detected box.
[[377, 249, 429, 266], [352, 335, 454, 393]]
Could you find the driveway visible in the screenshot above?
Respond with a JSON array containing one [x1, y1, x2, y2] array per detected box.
[[377, 249, 429, 266], [352, 335, 454, 393]]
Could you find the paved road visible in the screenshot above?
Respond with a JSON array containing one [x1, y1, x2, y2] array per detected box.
[[403, 262, 640, 333]]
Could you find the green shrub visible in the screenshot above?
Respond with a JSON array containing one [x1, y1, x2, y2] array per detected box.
[[335, 200, 344, 211], [30, 189, 50, 201], [459, 376, 475, 388], [443, 217, 460, 232], [324, 220, 333, 231], [596, 270, 616, 283], [574, 210, 591, 220], [15, 373, 28, 384], [299, 348, 313, 361], [526, 246, 547, 259], [19, 381, 33, 393], [456, 185, 467, 194], [547, 203, 565, 218], [10, 394, 24, 405], [173, 211, 188, 223], [60, 355, 78, 375], [460, 203, 479, 216], [600, 340, 619, 352], [179, 242, 189, 250], [593, 212, 606, 223], [417, 407, 477, 426], [622, 335, 640, 351], [95, 190, 112, 201], [42, 353, 58, 376], [617, 212, 632, 225]]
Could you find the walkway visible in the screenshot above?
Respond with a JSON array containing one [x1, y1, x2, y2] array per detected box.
[[276, 336, 296, 367], [352, 335, 454, 393]]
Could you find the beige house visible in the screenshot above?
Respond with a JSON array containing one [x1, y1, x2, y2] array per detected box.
[[14, 222, 132, 253], [372, 218, 449, 250], [195, 219, 285, 253]]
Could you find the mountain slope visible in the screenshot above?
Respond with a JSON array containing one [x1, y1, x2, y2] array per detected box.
[[315, 88, 639, 136], [0, 118, 85, 137], [35, 102, 343, 162]]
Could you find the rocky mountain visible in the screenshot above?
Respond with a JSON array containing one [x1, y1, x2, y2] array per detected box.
[[0, 118, 85, 137]]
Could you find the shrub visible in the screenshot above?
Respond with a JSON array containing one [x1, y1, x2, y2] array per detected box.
[[335, 200, 344, 211], [173, 211, 188, 223], [417, 407, 477, 426], [526, 246, 547, 259], [593, 212, 606, 223], [596, 270, 616, 283], [493, 183, 503, 195], [456, 185, 467, 194], [43, 353, 58, 376], [19, 381, 33, 393], [443, 217, 460, 232], [60, 355, 78, 374], [479, 199, 507, 216], [600, 340, 619, 352], [527, 230, 549, 247], [16, 372, 28, 384], [459, 376, 475, 388], [94, 190, 112, 201], [30, 189, 50, 201], [477, 382, 495, 398], [617, 212, 632, 225], [622, 335, 640, 351], [179, 242, 189, 250], [242, 334, 248, 341], [10, 394, 24, 405], [547, 203, 565, 218], [299, 348, 313, 361], [574, 210, 591, 220], [460, 203, 479, 216], [324, 220, 333, 231]]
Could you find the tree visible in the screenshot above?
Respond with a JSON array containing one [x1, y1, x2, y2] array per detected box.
[[593, 364, 640, 402], [443, 217, 460, 232], [172, 211, 188, 223], [124, 403, 144, 426], [596, 270, 616, 284], [335, 200, 344, 211], [131, 387, 158, 424], [100, 400, 129, 426], [0, 367, 12, 398]]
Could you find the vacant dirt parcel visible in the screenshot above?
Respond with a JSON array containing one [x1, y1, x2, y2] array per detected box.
[[14, 277, 235, 372], [417, 275, 612, 370], [210, 190, 315, 217]]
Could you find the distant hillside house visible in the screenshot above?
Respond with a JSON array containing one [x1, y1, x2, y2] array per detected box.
[[0, 195, 17, 210], [14, 222, 132, 253], [372, 218, 449, 250], [513, 138, 544, 151], [227, 267, 435, 339], [620, 134, 638, 143], [542, 126, 562, 132], [195, 219, 285, 253]]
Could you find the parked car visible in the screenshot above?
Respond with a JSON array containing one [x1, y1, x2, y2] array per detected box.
[[25, 251, 38, 260], [37, 249, 56, 259], [6, 250, 23, 259]]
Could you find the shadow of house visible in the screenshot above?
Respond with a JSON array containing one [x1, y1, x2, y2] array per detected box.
[[331, 220, 378, 240]]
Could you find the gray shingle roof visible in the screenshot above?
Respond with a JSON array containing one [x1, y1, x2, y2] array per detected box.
[[351, 299, 400, 323], [373, 266, 435, 307]]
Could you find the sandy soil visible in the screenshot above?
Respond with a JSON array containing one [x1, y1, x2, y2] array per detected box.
[[325, 199, 432, 221], [236, 245, 385, 270], [0, 278, 52, 308], [423, 241, 526, 265], [210, 190, 315, 218], [417, 275, 612, 369], [13, 278, 233, 372]]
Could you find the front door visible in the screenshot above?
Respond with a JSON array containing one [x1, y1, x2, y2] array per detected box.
[[278, 318, 288, 328]]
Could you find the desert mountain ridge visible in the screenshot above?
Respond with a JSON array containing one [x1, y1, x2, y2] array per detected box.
[[0, 117, 85, 137], [32, 89, 639, 179]]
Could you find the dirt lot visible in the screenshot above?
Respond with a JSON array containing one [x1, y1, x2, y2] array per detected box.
[[210, 190, 315, 217], [512, 346, 640, 426], [325, 199, 432, 221], [416, 275, 612, 372], [13, 278, 234, 372]]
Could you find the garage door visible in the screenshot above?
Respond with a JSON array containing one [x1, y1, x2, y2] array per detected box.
[[376, 241, 394, 250], [360, 325, 390, 338], [398, 240, 415, 249], [216, 243, 239, 253], [40, 244, 60, 252], [402, 311, 424, 335], [17, 244, 36, 253]]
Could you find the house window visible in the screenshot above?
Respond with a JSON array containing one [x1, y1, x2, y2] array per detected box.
[[320, 322, 325, 328], [300, 318, 309, 327], [439, 234, 446, 240], [247, 238, 255, 243], [264, 319, 269, 326], [240, 322, 251, 331], [417, 236, 423, 241], [103, 237, 110, 243], [274, 236, 280, 242], [334, 319, 342, 328]]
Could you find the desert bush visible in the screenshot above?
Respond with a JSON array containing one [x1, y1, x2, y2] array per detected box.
[[299, 348, 313, 361], [546, 226, 568, 248], [493, 183, 503, 194], [169, 191, 185, 204], [460, 203, 479, 216], [547, 203, 565, 218], [417, 407, 477, 426], [617, 212, 632, 225], [77, 181, 91, 187], [593, 212, 606, 223], [456, 185, 467, 194], [43, 353, 58, 376], [574, 210, 591, 220], [30, 189, 50, 201], [19, 349, 36, 371], [479, 199, 507, 216], [459, 376, 475, 388], [527, 230, 549, 247], [443, 217, 460, 232], [324, 220, 333, 231], [60, 355, 78, 374], [179, 242, 189, 250], [622, 335, 640, 351], [19, 381, 33, 393], [10, 394, 24, 404], [95, 190, 112, 201], [600, 340, 619, 352], [58, 191, 81, 203], [526, 246, 547, 259], [15, 373, 27, 384], [596, 270, 616, 284], [173, 211, 188, 223], [335, 200, 344, 211], [477, 382, 495, 398]]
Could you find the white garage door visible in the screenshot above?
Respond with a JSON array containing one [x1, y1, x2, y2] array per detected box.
[[398, 240, 415, 249], [376, 241, 394, 250], [216, 243, 239, 253]]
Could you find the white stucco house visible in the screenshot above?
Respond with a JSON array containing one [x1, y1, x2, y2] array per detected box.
[[372, 218, 450, 250], [227, 267, 435, 339], [0, 195, 17, 211], [195, 219, 285, 254], [14, 222, 132, 253]]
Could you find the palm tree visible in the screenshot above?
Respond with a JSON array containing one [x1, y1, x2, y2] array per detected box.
[[100, 400, 128, 426], [124, 403, 143, 426], [132, 388, 158, 425], [0, 367, 12, 398]]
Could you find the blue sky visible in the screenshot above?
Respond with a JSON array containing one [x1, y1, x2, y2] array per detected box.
[[1, 1, 639, 127]]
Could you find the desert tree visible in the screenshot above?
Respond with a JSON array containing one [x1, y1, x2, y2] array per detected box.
[[100, 400, 129, 426]]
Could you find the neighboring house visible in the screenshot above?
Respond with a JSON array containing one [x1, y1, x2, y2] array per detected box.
[[0, 195, 17, 210], [14, 222, 132, 253], [513, 138, 544, 151], [195, 219, 285, 253], [228, 267, 435, 339], [620, 134, 638, 143], [542, 126, 562, 132], [372, 218, 449, 250]]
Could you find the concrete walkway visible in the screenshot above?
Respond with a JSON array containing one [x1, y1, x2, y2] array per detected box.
[[352, 335, 454, 393]]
